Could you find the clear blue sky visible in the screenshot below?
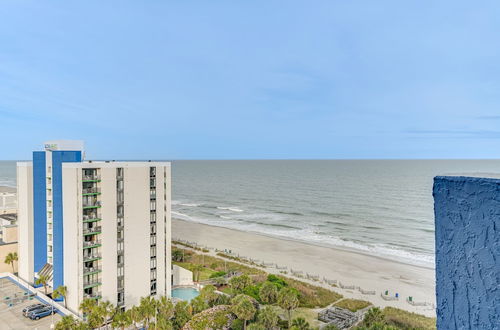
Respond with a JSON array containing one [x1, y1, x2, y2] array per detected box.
[[0, 1, 499, 160]]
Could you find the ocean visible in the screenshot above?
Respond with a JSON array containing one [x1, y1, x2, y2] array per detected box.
[[2, 159, 500, 268]]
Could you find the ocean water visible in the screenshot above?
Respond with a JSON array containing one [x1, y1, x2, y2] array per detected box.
[[171, 160, 500, 268], [2, 159, 500, 267]]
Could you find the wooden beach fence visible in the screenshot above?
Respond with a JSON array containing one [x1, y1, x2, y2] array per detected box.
[[338, 282, 356, 290], [358, 287, 376, 295]]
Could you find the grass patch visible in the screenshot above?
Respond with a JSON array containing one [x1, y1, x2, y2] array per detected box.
[[382, 307, 436, 329], [276, 275, 342, 308], [334, 298, 371, 312], [172, 261, 215, 281], [172, 246, 266, 276]]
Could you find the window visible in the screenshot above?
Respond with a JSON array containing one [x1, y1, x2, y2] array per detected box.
[[150, 212, 156, 222], [150, 269, 157, 280], [150, 178, 156, 187], [150, 257, 156, 268], [117, 241, 124, 251], [150, 235, 156, 245], [48, 245, 52, 252], [118, 266, 124, 276], [150, 224, 156, 234], [150, 246, 156, 256], [48, 234, 52, 241]]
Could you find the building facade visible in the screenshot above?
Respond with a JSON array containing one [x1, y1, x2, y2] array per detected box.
[[433, 176, 499, 329], [17, 141, 172, 314]]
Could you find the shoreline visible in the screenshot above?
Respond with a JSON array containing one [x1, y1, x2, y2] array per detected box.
[[172, 218, 436, 317], [173, 216, 434, 271]]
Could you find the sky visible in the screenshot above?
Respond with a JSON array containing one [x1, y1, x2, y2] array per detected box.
[[0, 1, 499, 160]]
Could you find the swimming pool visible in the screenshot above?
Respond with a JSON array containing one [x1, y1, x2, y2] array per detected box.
[[171, 287, 200, 302]]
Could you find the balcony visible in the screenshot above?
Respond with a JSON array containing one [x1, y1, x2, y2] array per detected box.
[[83, 226, 102, 236], [83, 240, 101, 249], [83, 266, 102, 276], [83, 187, 101, 196], [83, 201, 101, 209], [84, 292, 102, 300], [83, 174, 101, 182], [83, 279, 102, 289], [83, 215, 101, 223], [83, 253, 102, 262]]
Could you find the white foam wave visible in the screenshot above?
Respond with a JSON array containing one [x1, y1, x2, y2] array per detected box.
[[171, 211, 193, 220], [217, 206, 244, 212], [180, 203, 201, 207], [172, 210, 434, 267]]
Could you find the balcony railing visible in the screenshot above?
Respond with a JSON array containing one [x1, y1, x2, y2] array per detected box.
[[83, 266, 102, 275], [83, 279, 102, 288], [83, 226, 102, 235], [83, 187, 101, 195], [83, 174, 100, 181], [83, 214, 101, 223], [83, 240, 101, 248], [84, 292, 102, 300], [83, 201, 101, 209], [83, 253, 102, 262]]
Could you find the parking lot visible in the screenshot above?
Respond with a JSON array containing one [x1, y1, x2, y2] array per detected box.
[[0, 278, 61, 329]]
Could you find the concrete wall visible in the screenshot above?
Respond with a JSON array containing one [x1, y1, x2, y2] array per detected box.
[[100, 166, 118, 306], [17, 162, 33, 283], [433, 176, 499, 329], [172, 265, 193, 286], [62, 167, 82, 313], [2, 225, 17, 244]]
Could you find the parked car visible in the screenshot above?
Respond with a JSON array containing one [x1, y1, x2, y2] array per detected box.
[[22, 304, 45, 317], [28, 306, 56, 320]]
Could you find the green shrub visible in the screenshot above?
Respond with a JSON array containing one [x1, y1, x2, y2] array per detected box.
[[267, 274, 288, 288], [209, 271, 227, 278]]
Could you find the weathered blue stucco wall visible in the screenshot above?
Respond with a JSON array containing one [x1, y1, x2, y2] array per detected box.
[[433, 176, 499, 329]]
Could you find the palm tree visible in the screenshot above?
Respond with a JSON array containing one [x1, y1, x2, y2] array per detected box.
[[55, 315, 77, 329], [53, 285, 68, 309], [35, 274, 49, 295], [277, 287, 299, 328], [291, 317, 310, 330], [129, 305, 144, 329], [157, 295, 175, 320], [259, 282, 278, 304], [363, 307, 384, 326], [99, 300, 115, 328], [231, 294, 256, 330], [79, 298, 98, 317], [229, 274, 252, 294], [200, 285, 218, 307], [139, 296, 157, 328], [4, 252, 17, 274], [112, 309, 132, 330], [257, 306, 278, 329], [192, 264, 204, 282], [172, 301, 191, 330]]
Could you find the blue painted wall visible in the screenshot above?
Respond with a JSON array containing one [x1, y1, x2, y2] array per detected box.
[[433, 176, 500, 329], [32, 151, 47, 278], [52, 151, 82, 290]]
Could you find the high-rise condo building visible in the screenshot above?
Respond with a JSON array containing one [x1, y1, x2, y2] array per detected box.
[[17, 141, 172, 314]]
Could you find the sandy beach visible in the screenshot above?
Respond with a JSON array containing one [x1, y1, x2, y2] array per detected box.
[[172, 218, 436, 317]]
